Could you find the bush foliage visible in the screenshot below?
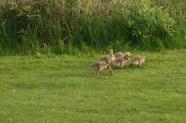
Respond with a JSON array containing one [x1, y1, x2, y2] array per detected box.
[[0, 0, 186, 54]]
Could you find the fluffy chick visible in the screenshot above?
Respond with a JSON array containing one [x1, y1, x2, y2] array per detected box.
[[90, 61, 112, 76], [130, 55, 147, 68]]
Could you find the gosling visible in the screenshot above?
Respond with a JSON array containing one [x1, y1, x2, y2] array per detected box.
[[114, 52, 131, 58], [112, 56, 130, 69], [99, 49, 115, 65], [130, 55, 147, 68], [90, 61, 112, 76]]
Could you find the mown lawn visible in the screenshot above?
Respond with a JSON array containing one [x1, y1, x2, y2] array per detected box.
[[0, 50, 186, 123]]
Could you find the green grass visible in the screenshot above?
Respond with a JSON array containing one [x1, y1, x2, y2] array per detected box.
[[0, 50, 186, 123]]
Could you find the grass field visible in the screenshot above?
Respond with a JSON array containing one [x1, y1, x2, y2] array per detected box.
[[0, 50, 186, 123]]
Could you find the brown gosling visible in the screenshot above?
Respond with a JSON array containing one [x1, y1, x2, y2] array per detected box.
[[99, 49, 115, 65], [112, 56, 130, 69], [130, 55, 147, 68], [90, 61, 112, 76], [114, 52, 131, 58]]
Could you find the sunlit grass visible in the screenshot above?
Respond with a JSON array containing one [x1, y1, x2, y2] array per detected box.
[[0, 49, 186, 122]]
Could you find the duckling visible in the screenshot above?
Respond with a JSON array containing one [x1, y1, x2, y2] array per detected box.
[[90, 61, 112, 76], [114, 52, 131, 58], [99, 49, 115, 65], [112, 56, 130, 69], [130, 55, 147, 68]]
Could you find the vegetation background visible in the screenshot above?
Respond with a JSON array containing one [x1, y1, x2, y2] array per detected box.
[[0, 0, 186, 55]]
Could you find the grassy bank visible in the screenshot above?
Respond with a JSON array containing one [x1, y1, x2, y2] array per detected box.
[[0, 49, 186, 122], [0, 0, 186, 55]]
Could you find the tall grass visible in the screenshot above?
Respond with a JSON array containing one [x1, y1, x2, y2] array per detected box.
[[0, 0, 186, 55]]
